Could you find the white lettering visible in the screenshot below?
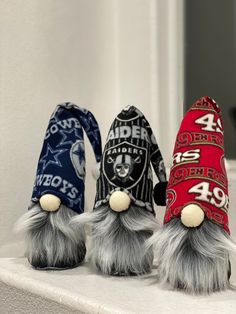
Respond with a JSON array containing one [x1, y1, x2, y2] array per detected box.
[[195, 113, 223, 134], [60, 180, 73, 193], [120, 126, 131, 138], [45, 118, 82, 140], [173, 149, 200, 165], [36, 175, 44, 186], [132, 125, 140, 138], [188, 181, 228, 210], [107, 126, 149, 142], [51, 176, 62, 187], [57, 119, 73, 129], [50, 124, 58, 134], [68, 187, 79, 199], [140, 128, 149, 142], [43, 174, 53, 186], [35, 175, 78, 200], [189, 182, 213, 202]]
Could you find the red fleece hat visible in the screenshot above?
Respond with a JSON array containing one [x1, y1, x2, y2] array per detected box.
[[164, 96, 229, 233]]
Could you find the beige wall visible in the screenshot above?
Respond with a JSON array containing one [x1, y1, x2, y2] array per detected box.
[[0, 0, 184, 252]]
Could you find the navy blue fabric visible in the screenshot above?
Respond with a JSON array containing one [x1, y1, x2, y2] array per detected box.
[[31, 102, 102, 214]]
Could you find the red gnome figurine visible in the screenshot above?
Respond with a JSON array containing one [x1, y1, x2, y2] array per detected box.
[[149, 96, 236, 294]]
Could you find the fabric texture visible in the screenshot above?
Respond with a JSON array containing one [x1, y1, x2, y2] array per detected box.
[[164, 96, 229, 233], [94, 105, 167, 213], [31, 102, 102, 214]]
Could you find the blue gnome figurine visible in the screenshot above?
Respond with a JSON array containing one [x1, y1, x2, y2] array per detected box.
[[16, 102, 102, 269]]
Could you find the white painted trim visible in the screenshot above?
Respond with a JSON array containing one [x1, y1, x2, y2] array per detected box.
[[227, 159, 236, 179], [113, 0, 120, 110], [103, 0, 184, 166], [149, 0, 161, 135], [166, 0, 184, 153], [150, 0, 184, 167]]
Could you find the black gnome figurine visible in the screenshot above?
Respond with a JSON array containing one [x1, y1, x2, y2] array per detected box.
[[73, 106, 168, 275], [16, 102, 102, 269]]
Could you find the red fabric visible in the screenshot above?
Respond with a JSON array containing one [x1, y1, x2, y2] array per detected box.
[[164, 96, 229, 233]]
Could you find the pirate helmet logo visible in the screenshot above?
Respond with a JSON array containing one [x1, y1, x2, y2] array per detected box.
[[103, 141, 147, 189]]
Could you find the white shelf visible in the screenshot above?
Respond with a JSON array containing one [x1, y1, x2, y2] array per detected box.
[[0, 258, 236, 314]]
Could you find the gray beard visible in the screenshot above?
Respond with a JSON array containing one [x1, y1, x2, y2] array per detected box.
[[72, 205, 158, 276], [146, 218, 236, 294], [16, 203, 86, 269]]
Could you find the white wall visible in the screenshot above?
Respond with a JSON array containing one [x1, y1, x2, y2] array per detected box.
[[0, 0, 184, 253]]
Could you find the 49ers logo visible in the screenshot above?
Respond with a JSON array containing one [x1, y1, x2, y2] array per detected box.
[[166, 189, 176, 209], [173, 149, 200, 166]]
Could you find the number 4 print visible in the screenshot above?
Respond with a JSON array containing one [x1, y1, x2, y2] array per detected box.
[[195, 113, 223, 134], [188, 182, 229, 210]]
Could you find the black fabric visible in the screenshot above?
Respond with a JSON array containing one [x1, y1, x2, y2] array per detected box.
[[94, 106, 167, 213], [153, 181, 168, 206]]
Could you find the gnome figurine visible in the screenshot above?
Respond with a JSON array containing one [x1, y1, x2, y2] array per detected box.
[[16, 102, 102, 269], [73, 106, 168, 276], [148, 96, 236, 293]]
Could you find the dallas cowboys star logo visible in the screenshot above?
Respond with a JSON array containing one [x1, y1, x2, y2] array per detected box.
[[68, 195, 82, 211], [39, 143, 67, 171], [72, 143, 85, 163], [89, 127, 101, 144], [70, 140, 85, 179], [79, 113, 97, 131], [79, 114, 101, 144], [57, 128, 82, 147]]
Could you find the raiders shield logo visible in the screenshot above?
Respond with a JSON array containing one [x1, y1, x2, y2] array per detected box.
[[70, 140, 85, 179], [103, 141, 147, 189]]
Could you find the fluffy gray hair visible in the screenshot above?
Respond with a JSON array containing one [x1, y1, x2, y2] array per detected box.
[[15, 203, 86, 269], [72, 205, 158, 276], [146, 218, 236, 294]]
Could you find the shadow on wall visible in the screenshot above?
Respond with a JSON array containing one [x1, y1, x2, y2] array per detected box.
[[230, 108, 236, 130], [184, 0, 236, 159]]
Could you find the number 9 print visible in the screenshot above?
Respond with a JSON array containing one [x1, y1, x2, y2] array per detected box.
[[195, 113, 223, 134], [188, 182, 229, 211]]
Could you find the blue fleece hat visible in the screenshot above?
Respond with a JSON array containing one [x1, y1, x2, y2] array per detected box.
[[31, 102, 102, 214]]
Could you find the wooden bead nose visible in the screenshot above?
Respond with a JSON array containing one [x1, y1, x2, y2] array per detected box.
[[39, 194, 61, 212], [109, 191, 131, 212]]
